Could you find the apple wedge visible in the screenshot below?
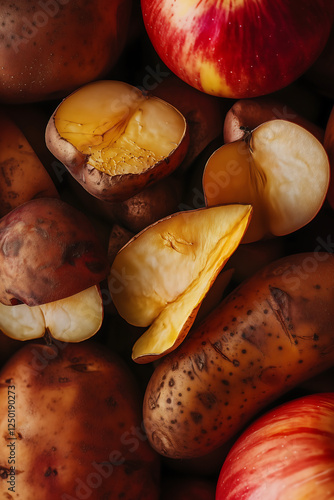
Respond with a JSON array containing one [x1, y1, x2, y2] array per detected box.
[[0, 286, 103, 342], [108, 204, 252, 363], [46, 80, 189, 202], [203, 119, 330, 243]]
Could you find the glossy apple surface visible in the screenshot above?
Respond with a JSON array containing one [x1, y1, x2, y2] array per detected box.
[[141, 0, 334, 98], [216, 392, 334, 500]]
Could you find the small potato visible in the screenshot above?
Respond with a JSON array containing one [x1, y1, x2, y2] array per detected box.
[[0, 341, 160, 499], [0, 197, 108, 306], [143, 252, 334, 459], [0, 109, 59, 217]]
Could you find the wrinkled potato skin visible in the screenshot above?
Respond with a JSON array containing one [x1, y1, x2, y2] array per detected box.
[[0, 341, 160, 499], [0, 0, 132, 103], [0, 198, 108, 306], [143, 252, 334, 459], [0, 111, 59, 217]]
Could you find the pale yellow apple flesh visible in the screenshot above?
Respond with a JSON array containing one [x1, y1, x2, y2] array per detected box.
[[51, 80, 187, 176], [203, 119, 330, 243], [109, 204, 252, 363], [0, 285, 103, 342]]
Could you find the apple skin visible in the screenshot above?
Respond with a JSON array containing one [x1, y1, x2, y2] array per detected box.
[[0, 0, 132, 103], [216, 392, 334, 500], [141, 0, 334, 98]]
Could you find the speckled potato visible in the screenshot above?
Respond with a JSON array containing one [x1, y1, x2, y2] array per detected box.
[[0, 197, 108, 306], [0, 109, 59, 217], [143, 252, 334, 459], [0, 0, 132, 103], [0, 341, 160, 499]]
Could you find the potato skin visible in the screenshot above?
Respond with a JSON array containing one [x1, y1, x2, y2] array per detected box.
[[0, 341, 160, 499], [143, 252, 334, 459], [0, 197, 109, 306], [0, 0, 132, 103], [0, 110, 59, 217]]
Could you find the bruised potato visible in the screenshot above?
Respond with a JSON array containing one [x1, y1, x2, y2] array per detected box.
[[143, 252, 334, 459], [0, 341, 160, 499], [46, 80, 189, 203]]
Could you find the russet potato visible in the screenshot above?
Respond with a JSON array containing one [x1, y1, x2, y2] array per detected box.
[[0, 109, 59, 217], [143, 252, 334, 459], [0, 0, 132, 103], [0, 341, 160, 499]]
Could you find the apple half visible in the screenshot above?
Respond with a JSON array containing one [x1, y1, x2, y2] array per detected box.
[[0, 197, 108, 342], [46, 80, 189, 202], [109, 204, 252, 363], [203, 119, 330, 243], [0, 286, 103, 342]]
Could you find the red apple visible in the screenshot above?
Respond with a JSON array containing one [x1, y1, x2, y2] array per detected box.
[[216, 392, 334, 500], [140, 0, 334, 98]]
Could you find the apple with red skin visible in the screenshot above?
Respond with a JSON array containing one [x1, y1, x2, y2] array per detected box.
[[140, 0, 334, 98], [216, 392, 334, 500]]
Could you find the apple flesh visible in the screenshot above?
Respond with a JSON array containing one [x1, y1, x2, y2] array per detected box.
[[0, 197, 109, 306], [216, 392, 334, 500], [109, 204, 252, 363], [46, 80, 189, 203], [203, 119, 330, 243], [0, 285, 103, 343], [140, 0, 334, 98]]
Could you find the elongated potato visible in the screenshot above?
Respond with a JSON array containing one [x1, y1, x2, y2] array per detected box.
[[0, 341, 160, 499], [143, 252, 334, 459]]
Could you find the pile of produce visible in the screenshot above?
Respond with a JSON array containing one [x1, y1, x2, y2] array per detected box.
[[0, 1, 333, 498]]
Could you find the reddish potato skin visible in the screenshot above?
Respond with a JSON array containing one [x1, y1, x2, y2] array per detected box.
[[0, 197, 109, 306], [0, 0, 132, 103], [143, 252, 334, 459], [0, 341, 160, 499]]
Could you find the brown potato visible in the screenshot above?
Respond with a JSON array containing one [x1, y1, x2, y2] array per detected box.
[[143, 252, 334, 459], [0, 109, 59, 217], [0, 197, 109, 306], [0, 0, 132, 103], [152, 74, 227, 171], [0, 341, 160, 499]]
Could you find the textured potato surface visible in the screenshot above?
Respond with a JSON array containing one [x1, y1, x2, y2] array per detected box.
[[0, 341, 160, 499], [143, 252, 334, 459]]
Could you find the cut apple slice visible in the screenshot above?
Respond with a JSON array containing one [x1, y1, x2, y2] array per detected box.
[[203, 119, 330, 243], [0, 285, 103, 342], [46, 80, 189, 202], [108, 204, 252, 363]]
